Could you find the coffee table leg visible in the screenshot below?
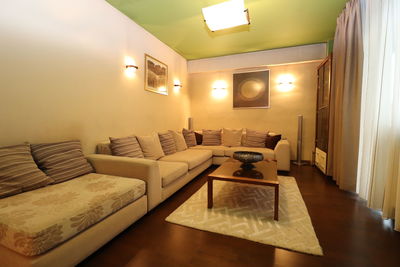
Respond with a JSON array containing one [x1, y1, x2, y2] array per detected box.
[[274, 185, 279, 221], [208, 177, 213, 209]]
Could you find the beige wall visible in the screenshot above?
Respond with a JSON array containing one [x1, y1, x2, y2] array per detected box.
[[0, 0, 190, 153], [188, 62, 320, 160]]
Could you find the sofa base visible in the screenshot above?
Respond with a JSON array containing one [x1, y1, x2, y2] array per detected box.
[[0, 195, 148, 267], [162, 158, 212, 200]]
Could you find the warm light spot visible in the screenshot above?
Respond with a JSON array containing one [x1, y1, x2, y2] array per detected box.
[[212, 80, 228, 99], [173, 79, 182, 93], [124, 56, 137, 78], [277, 74, 295, 92], [158, 86, 167, 92]]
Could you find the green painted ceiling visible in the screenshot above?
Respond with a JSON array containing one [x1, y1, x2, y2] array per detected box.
[[107, 0, 347, 60]]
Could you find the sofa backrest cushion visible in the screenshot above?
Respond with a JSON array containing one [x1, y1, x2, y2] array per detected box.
[[109, 136, 144, 158], [222, 128, 243, 147], [265, 134, 282, 149], [182, 129, 197, 147], [0, 143, 54, 198], [242, 129, 268, 148], [31, 140, 93, 184], [137, 133, 165, 160], [169, 130, 187, 152], [158, 131, 177, 155], [202, 129, 222, 146]]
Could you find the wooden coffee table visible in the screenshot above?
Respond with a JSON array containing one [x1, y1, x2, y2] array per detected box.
[[207, 158, 280, 220]]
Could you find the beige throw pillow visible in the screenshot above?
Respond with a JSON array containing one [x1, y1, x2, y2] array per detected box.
[[137, 133, 165, 160], [169, 130, 187, 151], [0, 143, 53, 198], [242, 129, 268, 148], [158, 131, 177, 155], [202, 129, 222, 146], [222, 128, 243, 147], [109, 136, 144, 158]]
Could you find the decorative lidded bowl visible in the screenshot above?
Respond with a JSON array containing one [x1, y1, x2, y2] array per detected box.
[[233, 151, 264, 170]]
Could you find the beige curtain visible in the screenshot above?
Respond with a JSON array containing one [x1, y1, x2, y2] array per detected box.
[[328, 0, 363, 191], [357, 0, 400, 231]]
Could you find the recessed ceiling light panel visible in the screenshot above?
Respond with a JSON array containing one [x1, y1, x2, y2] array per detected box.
[[202, 0, 250, 32]]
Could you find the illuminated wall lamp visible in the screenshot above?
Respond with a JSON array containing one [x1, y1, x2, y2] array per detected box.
[[212, 80, 228, 99], [277, 74, 295, 92], [173, 83, 183, 93], [124, 64, 138, 78]]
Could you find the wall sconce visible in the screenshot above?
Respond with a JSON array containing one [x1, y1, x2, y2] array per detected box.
[[173, 80, 182, 93], [277, 74, 295, 92], [212, 80, 228, 99], [124, 56, 138, 78]]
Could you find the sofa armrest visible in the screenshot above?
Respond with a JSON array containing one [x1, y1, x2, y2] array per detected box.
[[86, 154, 162, 211], [274, 140, 290, 171]]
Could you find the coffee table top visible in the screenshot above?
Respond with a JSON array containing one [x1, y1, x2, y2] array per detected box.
[[209, 158, 278, 185]]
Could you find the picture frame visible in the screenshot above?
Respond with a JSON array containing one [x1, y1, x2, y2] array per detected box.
[[233, 69, 270, 109], [144, 54, 168, 95]]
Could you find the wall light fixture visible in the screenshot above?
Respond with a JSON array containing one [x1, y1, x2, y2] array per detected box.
[[277, 74, 295, 92]]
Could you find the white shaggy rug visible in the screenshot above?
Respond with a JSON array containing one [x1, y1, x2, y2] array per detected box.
[[166, 176, 323, 256]]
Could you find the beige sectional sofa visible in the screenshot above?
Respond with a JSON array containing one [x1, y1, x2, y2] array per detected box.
[[0, 144, 150, 267], [96, 143, 213, 206], [190, 139, 290, 171]]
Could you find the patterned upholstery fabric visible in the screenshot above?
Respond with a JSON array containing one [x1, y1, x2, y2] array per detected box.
[[109, 136, 144, 158], [31, 140, 93, 184], [242, 129, 268, 148], [202, 129, 222, 146], [0, 173, 145, 256], [182, 129, 197, 147], [0, 144, 53, 198], [158, 131, 177, 155]]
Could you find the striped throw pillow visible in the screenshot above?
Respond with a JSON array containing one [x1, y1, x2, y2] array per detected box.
[[202, 129, 222, 146], [158, 131, 177, 155], [243, 129, 268, 148], [31, 140, 93, 183], [109, 136, 144, 158], [182, 129, 197, 147], [0, 143, 53, 198]]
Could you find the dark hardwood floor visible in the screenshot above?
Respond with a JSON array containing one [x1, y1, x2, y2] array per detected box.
[[79, 164, 400, 267]]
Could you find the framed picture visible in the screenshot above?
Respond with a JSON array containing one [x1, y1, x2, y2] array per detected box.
[[233, 70, 270, 108], [145, 54, 168, 95]]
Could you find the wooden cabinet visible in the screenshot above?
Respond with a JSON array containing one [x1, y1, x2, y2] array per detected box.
[[315, 55, 332, 175]]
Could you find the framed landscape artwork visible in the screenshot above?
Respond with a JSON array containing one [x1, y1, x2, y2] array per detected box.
[[145, 54, 168, 95], [233, 70, 270, 108]]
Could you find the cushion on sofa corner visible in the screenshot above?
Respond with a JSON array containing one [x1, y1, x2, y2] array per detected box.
[[0, 143, 53, 198], [222, 128, 242, 147], [137, 133, 165, 160], [158, 131, 177, 155], [31, 140, 93, 184], [109, 136, 144, 158], [202, 129, 222, 146], [265, 134, 282, 149], [242, 129, 268, 148], [182, 128, 197, 147]]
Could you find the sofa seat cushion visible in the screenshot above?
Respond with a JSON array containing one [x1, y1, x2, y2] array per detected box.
[[0, 173, 145, 256], [189, 145, 225, 157], [224, 147, 275, 160], [159, 149, 212, 170], [158, 161, 188, 187]]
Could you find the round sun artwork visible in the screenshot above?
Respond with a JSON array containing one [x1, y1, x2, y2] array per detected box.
[[238, 78, 266, 101]]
